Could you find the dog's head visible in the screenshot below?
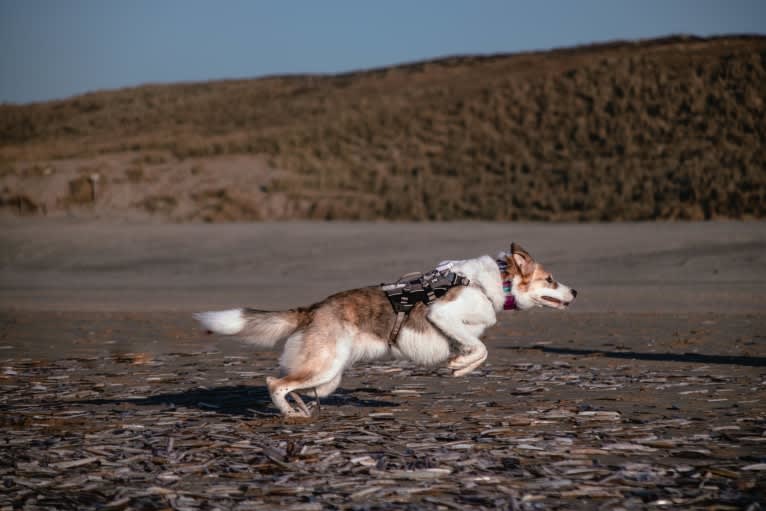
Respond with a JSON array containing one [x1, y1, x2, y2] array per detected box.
[[499, 243, 577, 311]]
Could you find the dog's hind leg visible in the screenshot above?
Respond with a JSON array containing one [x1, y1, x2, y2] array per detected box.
[[289, 392, 311, 416], [268, 367, 344, 417], [267, 375, 302, 416], [267, 329, 349, 417], [283, 371, 340, 417], [314, 371, 342, 398]]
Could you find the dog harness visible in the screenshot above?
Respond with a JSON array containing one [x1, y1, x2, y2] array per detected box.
[[381, 267, 471, 344], [381, 259, 517, 344]]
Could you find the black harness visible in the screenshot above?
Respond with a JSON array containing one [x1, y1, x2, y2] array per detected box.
[[381, 268, 471, 344]]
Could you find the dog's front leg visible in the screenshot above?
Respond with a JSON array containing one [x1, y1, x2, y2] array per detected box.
[[449, 347, 488, 377], [427, 289, 496, 377]]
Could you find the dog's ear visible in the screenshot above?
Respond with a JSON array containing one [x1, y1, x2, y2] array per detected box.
[[509, 242, 535, 277], [510, 242, 531, 258]]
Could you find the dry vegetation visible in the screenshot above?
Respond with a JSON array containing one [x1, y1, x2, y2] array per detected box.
[[1, 35, 765, 221]]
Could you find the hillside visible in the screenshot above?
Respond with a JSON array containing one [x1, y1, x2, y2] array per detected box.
[[1, 35, 765, 221]]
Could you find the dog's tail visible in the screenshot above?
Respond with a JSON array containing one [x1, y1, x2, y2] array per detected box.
[[194, 308, 306, 348]]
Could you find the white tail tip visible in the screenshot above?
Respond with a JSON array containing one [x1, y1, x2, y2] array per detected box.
[[193, 309, 245, 335]]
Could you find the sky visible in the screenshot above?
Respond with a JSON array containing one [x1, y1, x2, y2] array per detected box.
[[1, 0, 764, 104]]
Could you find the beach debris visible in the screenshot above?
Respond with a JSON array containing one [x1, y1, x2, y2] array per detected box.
[[2, 326, 765, 510]]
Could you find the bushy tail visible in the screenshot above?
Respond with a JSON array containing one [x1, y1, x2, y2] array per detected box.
[[193, 308, 306, 348]]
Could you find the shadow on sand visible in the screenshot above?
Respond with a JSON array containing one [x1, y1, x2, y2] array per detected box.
[[505, 345, 766, 367], [75, 385, 399, 417]]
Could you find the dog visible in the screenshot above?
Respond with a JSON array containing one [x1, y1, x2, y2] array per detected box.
[[195, 243, 576, 417]]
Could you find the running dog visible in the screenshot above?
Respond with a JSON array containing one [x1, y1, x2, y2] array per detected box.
[[195, 243, 576, 417]]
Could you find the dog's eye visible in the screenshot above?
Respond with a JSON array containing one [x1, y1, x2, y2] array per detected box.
[[546, 276, 554, 284]]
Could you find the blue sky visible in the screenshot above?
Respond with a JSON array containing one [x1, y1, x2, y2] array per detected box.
[[1, 0, 764, 104]]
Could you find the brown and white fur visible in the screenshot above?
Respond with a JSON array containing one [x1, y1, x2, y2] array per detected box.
[[195, 243, 576, 417]]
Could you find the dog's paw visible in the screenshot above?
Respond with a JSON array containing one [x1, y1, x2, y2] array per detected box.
[[281, 406, 311, 418], [448, 347, 484, 369], [452, 363, 481, 377], [447, 354, 470, 370], [449, 348, 488, 377]]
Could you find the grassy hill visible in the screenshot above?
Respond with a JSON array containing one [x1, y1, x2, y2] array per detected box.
[[1, 35, 765, 221]]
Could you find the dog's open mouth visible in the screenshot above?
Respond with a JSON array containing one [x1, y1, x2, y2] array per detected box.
[[541, 296, 569, 307]]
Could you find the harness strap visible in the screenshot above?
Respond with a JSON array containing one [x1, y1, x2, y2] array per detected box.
[[382, 267, 471, 346], [388, 311, 407, 345]]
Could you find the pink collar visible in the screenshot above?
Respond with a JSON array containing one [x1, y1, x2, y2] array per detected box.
[[502, 281, 517, 310], [497, 259, 517, 310]]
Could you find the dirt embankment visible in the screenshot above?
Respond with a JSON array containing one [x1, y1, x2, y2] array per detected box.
[[1, 35, 765, 221]]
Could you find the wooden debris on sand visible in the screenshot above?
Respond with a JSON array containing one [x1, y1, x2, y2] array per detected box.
[[2, 342, 765, 510]]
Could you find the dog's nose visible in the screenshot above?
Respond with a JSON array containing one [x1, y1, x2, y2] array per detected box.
[[571, 289, 578, 298]]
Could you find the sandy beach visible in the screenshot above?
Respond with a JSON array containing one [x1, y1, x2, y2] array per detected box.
[[2, 219, 764, 314], [1, 220, 765, 509]]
